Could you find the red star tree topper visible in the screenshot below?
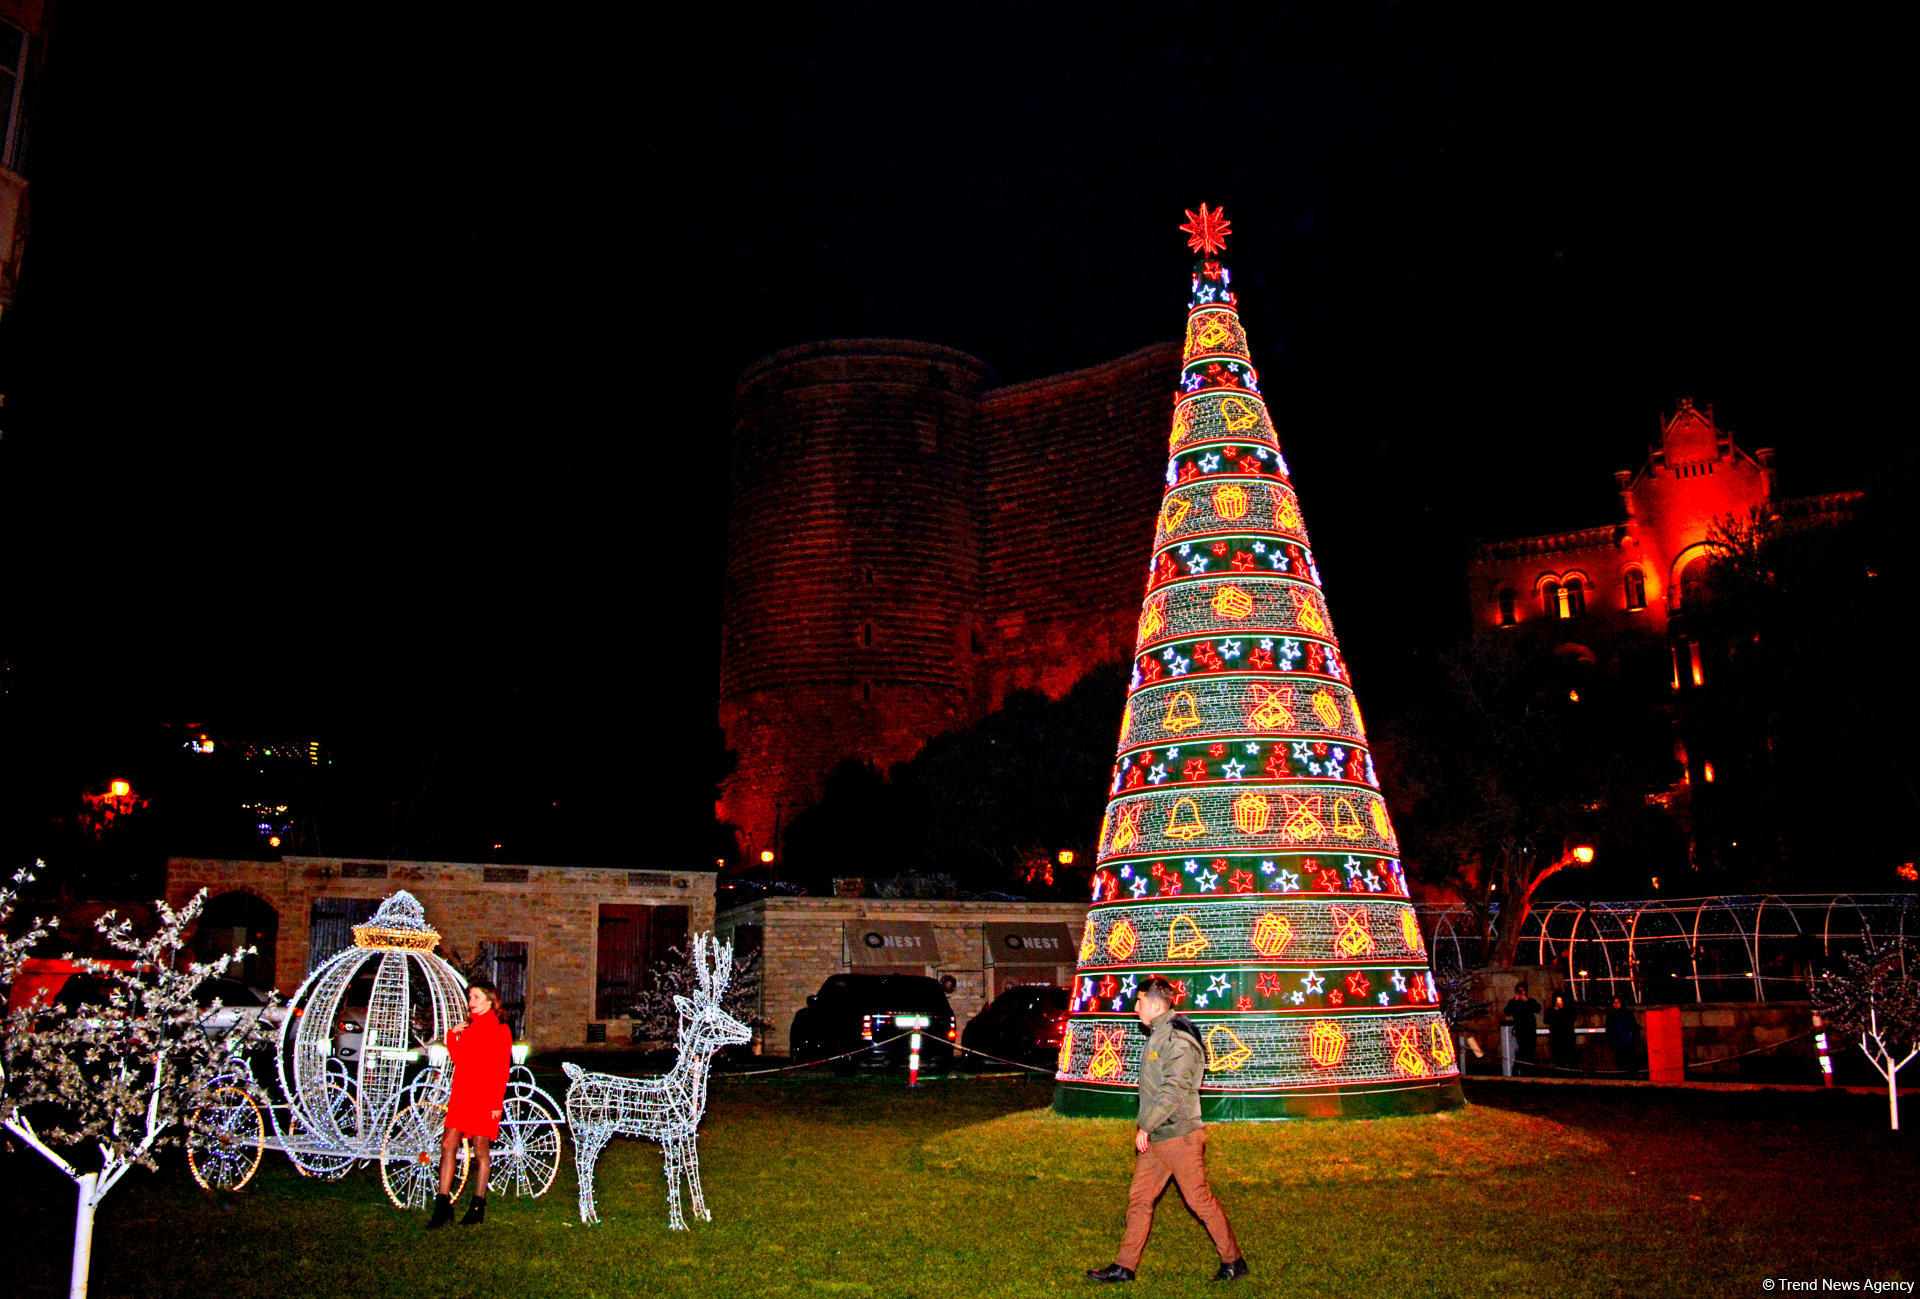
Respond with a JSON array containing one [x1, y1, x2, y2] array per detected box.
[[1179, 202, 1232, 256]]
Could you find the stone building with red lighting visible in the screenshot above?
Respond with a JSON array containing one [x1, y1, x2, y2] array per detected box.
[[719, 339, 1180, 860], [1466, 398, 1857, 667]]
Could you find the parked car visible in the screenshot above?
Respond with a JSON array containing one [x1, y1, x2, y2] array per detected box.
[[961, 983, 1069, 1068], [789, 974, 958, 1073], [183, 977, 290, 1037]]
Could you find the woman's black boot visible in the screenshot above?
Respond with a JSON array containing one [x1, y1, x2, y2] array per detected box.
[[460, 1196, 487, 1226], [426, 1193, 455, 1229]]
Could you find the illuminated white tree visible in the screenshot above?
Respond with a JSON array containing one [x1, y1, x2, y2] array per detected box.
[[1, 876, 262, 1299], [626, 942, 771, 1048], [1816, 939, 1920, 1131]]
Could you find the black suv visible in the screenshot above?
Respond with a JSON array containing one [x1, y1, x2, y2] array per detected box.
[[961, 983, 1069, 1068], [789, 974, 958, 1073]]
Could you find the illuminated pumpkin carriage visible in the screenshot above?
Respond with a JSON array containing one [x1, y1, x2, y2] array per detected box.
[[186, 891, 565, 1206]]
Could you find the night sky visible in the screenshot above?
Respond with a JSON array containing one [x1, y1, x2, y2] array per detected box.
[[0, 5, 1900, 869]]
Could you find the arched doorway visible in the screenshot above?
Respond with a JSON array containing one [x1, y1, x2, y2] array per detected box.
[[195, 891, 280, 990]]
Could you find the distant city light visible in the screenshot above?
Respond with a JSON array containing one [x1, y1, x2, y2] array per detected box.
[[1568, 690, 1580, 702], [268, 836, 281, 848], [1057, 849, 1076, 865], [109, 780, 131, 798], [1572, 845, 1595, 864], [1898, 863, 1918, 882], [759, 850, 775, 864], [1703, 762, 1716, 783]]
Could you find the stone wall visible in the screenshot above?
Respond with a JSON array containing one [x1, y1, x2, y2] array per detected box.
[[717, 897, 1090, 1055], [166, 857, 715, 1053]]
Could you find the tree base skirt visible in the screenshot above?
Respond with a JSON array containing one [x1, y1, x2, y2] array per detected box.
[[1051, 1075, 1465, 1121]]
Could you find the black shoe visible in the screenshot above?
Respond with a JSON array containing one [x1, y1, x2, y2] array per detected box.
[[1212, 1258, 1250, 1282], [1086, 1264, 1135, 1283], [460, 1197, 487, 1226], [426, 1194, 454, 1230]]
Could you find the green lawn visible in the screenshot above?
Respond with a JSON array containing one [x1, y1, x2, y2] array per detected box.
[[5, 1072, 1915, 1297]]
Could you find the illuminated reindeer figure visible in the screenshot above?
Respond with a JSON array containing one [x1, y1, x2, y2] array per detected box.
[[561, 933, 751, 1228]]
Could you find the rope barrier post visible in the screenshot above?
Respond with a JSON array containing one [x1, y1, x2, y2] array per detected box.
[[1811, 1011, 1834, 1087], [897, 1015, 930, 1088]]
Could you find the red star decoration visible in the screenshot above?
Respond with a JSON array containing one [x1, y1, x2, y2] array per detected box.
[[1228, 869, 1256, 894], [1097, 975, 1119, 1000], [1346, 970, 1372, 997], [1180, 203, 1232, 255], [1231, 551, 1256, 571], [1235, 996, 1253, 1011], [1328, 989, 1345, 1006], [1182, 758, 1209, 782], [1255, 972, 1285, 998], [1168, 978, 1189, 1007]]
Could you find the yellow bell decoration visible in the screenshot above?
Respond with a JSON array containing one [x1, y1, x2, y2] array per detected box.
[[1079, 923, 1097, 963], [1279, 793, 1326, 841], [1312, 691, 1342, 731], [1165, 796, 1208, 841], [1161, 496, 1192, 534], [1088, 1029, 1123, 1080], [1429, 1021, 1457, 1069], [1400, 909, 1425, 955], [1108, 805, 1143, 854], [1058, 1025, 1076, 1075], [1370, 800, 1396, 848], [1220, 396, 1259, 432], [1388, 1024, 1431, 1078], [1307, 1020, 1348, 1068], [1167, 913, 1209, 959], [1138, 597, 1166, 642], [1118, 705, 1132, 747], [1205, 1026, 1252, 1073], [1332, 904, 1376, 958], [1212, 482, 1250, 520], [1332, 797, 1364, 840], [1169, 412, 1189, 449], [1162, 690, 1202, 732], [1232, 791, 1272, 836], [1247, 683, 1293, 730], [1213, 585, 1255, 620], [1273, 489, 1303, 532], [1351, 695, 1366, 738]]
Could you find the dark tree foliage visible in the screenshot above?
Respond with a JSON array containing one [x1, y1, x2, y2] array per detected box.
[[781, 663, 1128, 897], [1683, 482, 1918, 887], [1373, 634, 1684, 968]]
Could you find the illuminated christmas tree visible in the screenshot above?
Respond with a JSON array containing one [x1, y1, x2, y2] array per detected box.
[[1053, 206, 1463, 1119]]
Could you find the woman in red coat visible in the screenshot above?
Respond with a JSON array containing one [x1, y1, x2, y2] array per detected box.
[[428, 980, 513, 1228]]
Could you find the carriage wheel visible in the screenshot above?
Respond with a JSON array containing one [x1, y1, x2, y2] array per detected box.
[[489, 1095, 563, 1199], [188, 1085, 265, 1192], [285, 1066, 359, 1180], [380, 1098, 469, 1210]]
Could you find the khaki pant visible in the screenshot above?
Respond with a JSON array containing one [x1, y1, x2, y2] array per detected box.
[[1116, 1128, 1241, 1271]]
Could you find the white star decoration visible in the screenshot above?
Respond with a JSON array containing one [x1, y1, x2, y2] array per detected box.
[[1279, 870, 1300, 892], [1208, 974, 1232, 996], [1300, 971, 1325, 994], [1221, 759, 1245, 780], [1391, 971, 1408, 992]]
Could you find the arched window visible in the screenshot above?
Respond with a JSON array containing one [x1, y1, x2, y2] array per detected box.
[[1497, 588, 1517, 625], [1565, 577, 1586, 617], [1541, 581, 1563, 619], [1679, 555, 1714, 608], [1623, 569, 1647, 611]]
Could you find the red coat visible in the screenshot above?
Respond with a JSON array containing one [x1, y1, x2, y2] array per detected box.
[[445, 1009, 512, 1142]]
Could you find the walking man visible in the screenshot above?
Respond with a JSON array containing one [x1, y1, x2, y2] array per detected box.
[[1086, 976, 1248, 1284]]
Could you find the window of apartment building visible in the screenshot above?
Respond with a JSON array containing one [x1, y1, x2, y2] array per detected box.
[[1623, 568, 1647, 611], [1564, 577, 1586, 617], [1497, 587, 1517, 625], [595, 903, 689, 1020], [1541, 580, 1563, 619]]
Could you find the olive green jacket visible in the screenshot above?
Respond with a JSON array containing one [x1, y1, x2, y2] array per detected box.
[[1136, 1010, 1205, 1142]]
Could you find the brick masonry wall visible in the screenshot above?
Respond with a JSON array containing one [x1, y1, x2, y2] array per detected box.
[[166, 857, 715, 1053], [717, 340, 1180, 857], [717, 897, 1090, 1055]]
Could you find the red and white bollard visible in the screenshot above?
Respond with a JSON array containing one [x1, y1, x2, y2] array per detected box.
[[898, 1014, 930, 1088], [1812, 1011, 1834, 1087]]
